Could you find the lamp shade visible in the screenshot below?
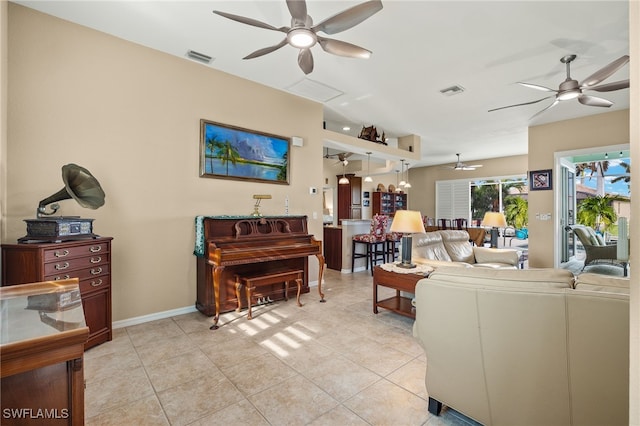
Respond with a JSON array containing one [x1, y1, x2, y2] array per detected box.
[[482, 212, 507, 228], [390, 210, 426, 234]]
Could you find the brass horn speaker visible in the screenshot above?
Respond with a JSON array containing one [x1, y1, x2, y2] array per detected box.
[[37, 163, 105, 217]]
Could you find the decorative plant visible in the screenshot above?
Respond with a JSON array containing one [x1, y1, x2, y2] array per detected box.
[[577, 195, 618, 232], [504, 196, 528, 229]]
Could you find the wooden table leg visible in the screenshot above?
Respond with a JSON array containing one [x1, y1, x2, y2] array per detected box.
[[316, 253, 326, 302]]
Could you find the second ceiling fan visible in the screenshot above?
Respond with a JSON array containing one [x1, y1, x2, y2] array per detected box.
[[489, 54, 629, 119], [213, 0, 383, 75], [443, 154, 483, 171]]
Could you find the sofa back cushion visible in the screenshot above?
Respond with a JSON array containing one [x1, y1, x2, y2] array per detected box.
[[574, 272, 630, 294], [412, 232, 452, 261], [428, 266, 575, 289], [440, 230, 475, 263]]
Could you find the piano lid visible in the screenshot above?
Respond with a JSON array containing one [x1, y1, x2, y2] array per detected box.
[[194, 215, 309, 257]]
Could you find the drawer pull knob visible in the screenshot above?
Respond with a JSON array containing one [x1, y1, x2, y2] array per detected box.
[[90, 246, 102, 253], [90, 256, 102, 264], [55, 262, 70, 270], [90, 279, 103, 287], [54, 275, 70, 281], [54, 250, 70, 258], [90, 267, 103, 275]]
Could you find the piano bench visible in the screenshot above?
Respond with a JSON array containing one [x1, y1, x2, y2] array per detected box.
[[235, 269, 304, 320]]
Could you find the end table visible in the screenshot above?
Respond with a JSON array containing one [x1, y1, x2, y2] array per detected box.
[[373, 264, 431, 319]]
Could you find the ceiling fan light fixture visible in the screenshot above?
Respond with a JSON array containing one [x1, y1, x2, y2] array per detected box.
[[288, 28, 316, 48], [557, 90, 580, 101]]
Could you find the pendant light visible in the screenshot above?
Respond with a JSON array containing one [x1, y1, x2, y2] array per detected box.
[[364, 152, 373, 183], [398, 160, 406, 187], [339, 162, 349, 184], [404, 162, 412, 189]]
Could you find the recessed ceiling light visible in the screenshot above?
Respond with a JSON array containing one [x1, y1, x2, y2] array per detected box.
[[343, 126, 351, 131]]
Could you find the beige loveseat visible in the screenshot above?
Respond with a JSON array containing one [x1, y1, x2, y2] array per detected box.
[[413, 268, 629, 426], [410, 230, 519, 269]]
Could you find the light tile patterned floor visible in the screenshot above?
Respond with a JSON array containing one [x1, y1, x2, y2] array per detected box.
[[84, 268, 479, 426]]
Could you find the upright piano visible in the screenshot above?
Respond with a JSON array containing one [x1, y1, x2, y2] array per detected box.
[[194, 215, 325, 328]]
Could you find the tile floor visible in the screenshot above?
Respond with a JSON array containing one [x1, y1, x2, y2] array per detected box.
[[84, 268, 479, 426]]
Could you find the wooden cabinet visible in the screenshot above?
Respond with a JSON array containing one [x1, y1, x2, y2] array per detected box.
[[2, 237, 113, 350], [337, 174, 362, 221], [323, 226, 342, 270], [1, 279, 88, 425], [372, 191, 407, 216]]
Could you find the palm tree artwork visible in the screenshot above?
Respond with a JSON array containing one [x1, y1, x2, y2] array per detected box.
[[201, 120, 289, 184]]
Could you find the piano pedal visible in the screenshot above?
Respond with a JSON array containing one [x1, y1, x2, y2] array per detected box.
[[266, 296, 274, 304]]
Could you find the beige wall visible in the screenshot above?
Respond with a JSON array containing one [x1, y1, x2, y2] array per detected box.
[[408, 154, 528, 217], [3, 4, 325, 321], [629, 1, 638, 422], [527, 110, 629, 268]]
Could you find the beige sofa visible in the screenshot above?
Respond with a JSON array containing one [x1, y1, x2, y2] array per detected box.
[[413, 268, 629, 426], [411, 230, 520, 269]]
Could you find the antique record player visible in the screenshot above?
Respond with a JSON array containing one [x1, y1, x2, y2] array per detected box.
[[18, 163, 106, 243]]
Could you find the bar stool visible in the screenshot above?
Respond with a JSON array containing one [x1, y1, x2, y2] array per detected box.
[[386, 231, 401, 262], [352, 214, 389, 275]]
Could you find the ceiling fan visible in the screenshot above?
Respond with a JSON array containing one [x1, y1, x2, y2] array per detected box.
[[443, 154, 483, 171], [213, 0, 383, 74], [489, 54, 630, 119], [324, 149, 353, 166]]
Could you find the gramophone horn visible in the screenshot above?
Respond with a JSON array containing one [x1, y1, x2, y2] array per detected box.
[[37, 164, 106, 217]]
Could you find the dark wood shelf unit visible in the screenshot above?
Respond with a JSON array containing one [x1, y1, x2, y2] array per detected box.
[[2, 237, 113, 350], [372, 191, 408, 216]]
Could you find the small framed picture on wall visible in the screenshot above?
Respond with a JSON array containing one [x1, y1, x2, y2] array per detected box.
[[529, 169, 552, 191], [363, 199, 370, 207], [363, 191, 370, 199]]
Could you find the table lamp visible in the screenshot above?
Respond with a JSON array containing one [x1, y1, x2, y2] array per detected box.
[[482, 211, 507, 248], [390, 210, 426, 268]]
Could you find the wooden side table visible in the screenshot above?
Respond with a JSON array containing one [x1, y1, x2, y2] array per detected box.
[[373, 265, 430, 319]]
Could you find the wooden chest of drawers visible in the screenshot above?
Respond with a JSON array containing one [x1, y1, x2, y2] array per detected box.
[[2, 237, 113, 350]]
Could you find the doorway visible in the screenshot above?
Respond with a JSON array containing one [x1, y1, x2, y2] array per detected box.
[[554, 144, 631, 267]]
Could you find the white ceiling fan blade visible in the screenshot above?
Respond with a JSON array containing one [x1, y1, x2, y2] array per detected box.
[[317, 36, 372, 59], [312, 0, 383, 35], [298, 48, 314, 74], [467, 164, 483, 168], [530, 99, 559, 120], [488, 96, 554, 113], [578, 94, 613, 107], [286, 0, 308, 26], [580, 55, 630, 88], [584, 79, 629, 92], [518, 82, 557, 92], [243, 38, 288, 59], [213, 10, 287, 33]]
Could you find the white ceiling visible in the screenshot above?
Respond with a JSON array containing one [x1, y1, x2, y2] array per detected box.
[[15, 1, 630, 167]]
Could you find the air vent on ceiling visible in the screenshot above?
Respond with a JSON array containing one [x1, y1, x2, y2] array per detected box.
[[439, 85, 465, 96], [286, 78, 344, 102], [186, 50, 213, 64]]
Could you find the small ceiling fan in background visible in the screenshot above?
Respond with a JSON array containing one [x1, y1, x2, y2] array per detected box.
[[213, 0, 383, 74], [489, 54, 630, 119], [324, 149, 353, 166], [443, 154, 483, 171]]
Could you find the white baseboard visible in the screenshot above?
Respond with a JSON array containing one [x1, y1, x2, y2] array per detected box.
[[112, 305, 198, 329], [113, 280, 322, 329]]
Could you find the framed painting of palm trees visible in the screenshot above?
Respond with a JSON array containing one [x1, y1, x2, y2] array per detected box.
[[199, 119, 290, 184]]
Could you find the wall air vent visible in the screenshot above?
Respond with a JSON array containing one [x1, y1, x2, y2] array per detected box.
[[439, 85, 465, 96], [186, 50, 213, 64]]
